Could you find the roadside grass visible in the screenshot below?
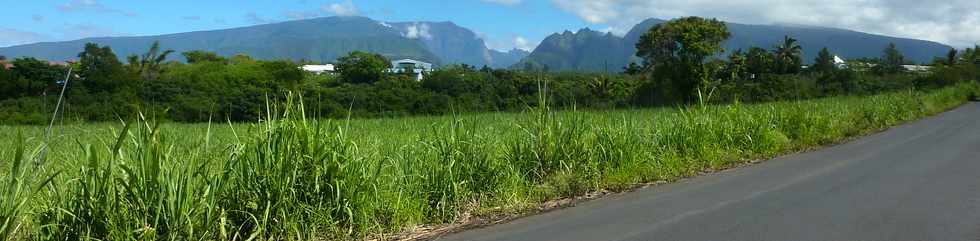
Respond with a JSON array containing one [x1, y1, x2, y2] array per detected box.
[[0, 82, 976, 240]]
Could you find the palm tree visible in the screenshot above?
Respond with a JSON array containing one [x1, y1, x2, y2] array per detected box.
[[725, 49, 747, 82], [130, 41, 173, 113], [129, 41, 174, 81], [588, 74, 612, 99], [774, 35, 803, 74]]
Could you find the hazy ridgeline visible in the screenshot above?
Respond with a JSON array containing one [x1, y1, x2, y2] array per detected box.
[[0, 83, 976, 240]]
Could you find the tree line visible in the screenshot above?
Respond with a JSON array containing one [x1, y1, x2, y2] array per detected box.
[[0, 17, 977, 124], [629, 17, 977, 105]]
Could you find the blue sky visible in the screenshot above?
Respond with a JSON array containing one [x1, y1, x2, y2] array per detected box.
[[1, 0, 977, 50], [0, 0, 610, 51]]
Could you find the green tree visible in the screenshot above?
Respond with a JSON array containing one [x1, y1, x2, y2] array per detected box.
[[336, 51, 391, 84], [182, 50, 226, 64], [946, 48, 957, 65], [261, 60, 305, 91], [811, 47, 836, 73], [774, 36, 803, 74], [75, 43, 139, 120], [745, 47, 773, 77], [878, 42, 906, 74], [78, 43, 132, 93], [14, 58, 64, 86], [723, 49, 747, 84], [973, 45, 980, 65], [623, 62, 643, 75], [635, 16, 730, 103], [962, 47, 974, 65]]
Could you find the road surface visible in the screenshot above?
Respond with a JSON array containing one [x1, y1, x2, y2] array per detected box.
[[438, 102, 980, 241]]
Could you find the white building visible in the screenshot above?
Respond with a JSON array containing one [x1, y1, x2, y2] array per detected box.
[[389, 59, 433, 81], [301, 64, 335, 74], [902, 65, 932, 73], [834, 55, 848, 69]]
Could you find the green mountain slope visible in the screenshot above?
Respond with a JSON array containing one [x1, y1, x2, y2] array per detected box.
[[516, 28, 631, 71], [0, 16, 530, 68], [0, 16, 441, 64], [517, 18, 954, 72]]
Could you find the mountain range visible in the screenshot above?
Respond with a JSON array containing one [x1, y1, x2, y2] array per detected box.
[[0, 16, 954, 72], [517, 18, 954, 71], [0, 16, 528, 68], [387, 21, 529, 68]]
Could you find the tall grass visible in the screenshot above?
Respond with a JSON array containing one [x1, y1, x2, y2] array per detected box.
[[2, 135, 57, 241], [221, 96, 380, 239], [0, 83, 976, 240]]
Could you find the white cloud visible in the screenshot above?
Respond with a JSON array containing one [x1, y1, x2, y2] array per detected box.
[[476, 31, 504, 50], [482, 34, 539, 52], [482, 0, 523, 6], [513, 36, 535, 51], [404, 22, 432, 40], [56, 0, 137, 17], [56, 0, 100, 12], [322, 0, 359, 16], [0, 28, 50, 47], [550, 0, 980, 48]]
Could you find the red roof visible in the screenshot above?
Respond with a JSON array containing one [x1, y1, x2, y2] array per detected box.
[[48, 61, 70, 66]]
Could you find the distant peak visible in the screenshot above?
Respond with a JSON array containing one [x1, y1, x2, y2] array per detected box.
[[639, 18, 667, 23]]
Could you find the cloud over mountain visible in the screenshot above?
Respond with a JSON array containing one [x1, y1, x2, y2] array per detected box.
[[403, 23, 433, 40], [323, 0, 359, 16]]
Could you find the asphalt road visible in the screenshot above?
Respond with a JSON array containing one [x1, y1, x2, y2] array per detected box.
[[437, 102, 980, 241]]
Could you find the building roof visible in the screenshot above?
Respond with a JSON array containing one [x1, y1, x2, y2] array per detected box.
[[391, 59, 433, 70], [301, 64, 335, 72], [833, 55, 846, 64], [48, 61, 71, 66], [392, 59, 431, 64], [901, 65, 932, 72]]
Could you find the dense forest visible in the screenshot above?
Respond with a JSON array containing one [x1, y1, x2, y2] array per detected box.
[[0, 17, 977, 124]]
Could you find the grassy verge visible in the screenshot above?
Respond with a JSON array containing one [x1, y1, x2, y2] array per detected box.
[[1, 83, 977, 240]]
